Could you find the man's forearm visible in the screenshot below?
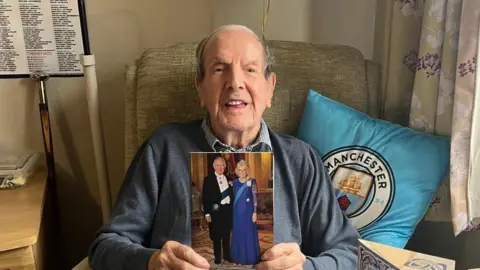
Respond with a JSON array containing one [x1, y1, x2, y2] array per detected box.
[[300, 146, 360, 269], [89, 232, 158, 270], [301, 235, 359, 270], [300, 214, 359, 270], [88, 142, 161, 269]]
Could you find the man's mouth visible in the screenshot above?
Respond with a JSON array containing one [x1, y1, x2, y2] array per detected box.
[[225, 100, 248, 109]]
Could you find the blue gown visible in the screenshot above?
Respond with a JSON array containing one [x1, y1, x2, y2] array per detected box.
[[231, 178, 261, 265]]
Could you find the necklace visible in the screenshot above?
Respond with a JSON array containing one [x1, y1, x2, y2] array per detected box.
[[218, 176, 223, 185]]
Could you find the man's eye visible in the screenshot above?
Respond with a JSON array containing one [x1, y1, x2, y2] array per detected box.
[[247, 68, 255, 72], [215, 67, 224, 72]]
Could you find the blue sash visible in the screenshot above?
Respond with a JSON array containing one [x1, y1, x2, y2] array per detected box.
[[221, 189, 230, 200], [234, 181, 249, 207]]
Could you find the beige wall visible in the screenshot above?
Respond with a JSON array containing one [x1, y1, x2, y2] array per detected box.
[[212, 0, 314, 42], [312, 0, 377, 60], [212, 0, 378, 59], [0, 0, 377, 267]]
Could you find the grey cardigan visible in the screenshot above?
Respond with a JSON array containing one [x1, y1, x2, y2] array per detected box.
[[88, 119, 360, 269]]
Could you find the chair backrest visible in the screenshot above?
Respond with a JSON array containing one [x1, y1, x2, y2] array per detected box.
[[125, 40, 378, 169]]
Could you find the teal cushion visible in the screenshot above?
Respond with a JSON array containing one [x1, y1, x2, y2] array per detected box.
[[296, 89, 450, 248]]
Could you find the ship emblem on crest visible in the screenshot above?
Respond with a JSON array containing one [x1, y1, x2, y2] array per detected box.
[[333, 168, 374, 216], [323, 146, 395, 232]]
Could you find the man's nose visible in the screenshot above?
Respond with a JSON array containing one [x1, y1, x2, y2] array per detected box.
[[226, 66, 246, 90]]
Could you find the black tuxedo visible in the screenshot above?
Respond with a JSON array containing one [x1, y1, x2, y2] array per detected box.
[[202, 172, 233, 262]]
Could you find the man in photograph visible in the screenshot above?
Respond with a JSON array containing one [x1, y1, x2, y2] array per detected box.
[[202, 156, 234, 264]]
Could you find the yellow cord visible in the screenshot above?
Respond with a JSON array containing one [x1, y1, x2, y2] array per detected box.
[[262, 0, 271, 40]]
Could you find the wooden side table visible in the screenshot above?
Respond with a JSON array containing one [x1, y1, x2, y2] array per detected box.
[[0, 169, 51, 270]]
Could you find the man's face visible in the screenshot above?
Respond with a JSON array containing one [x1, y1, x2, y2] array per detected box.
[[213, 159, 226, 174], [195, 28, 276, 133]]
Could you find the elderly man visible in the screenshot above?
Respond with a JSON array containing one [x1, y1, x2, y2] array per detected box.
[[88, 24, 360, 270]]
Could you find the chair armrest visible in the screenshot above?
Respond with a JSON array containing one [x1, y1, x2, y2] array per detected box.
[[125, 60, 140, 172]]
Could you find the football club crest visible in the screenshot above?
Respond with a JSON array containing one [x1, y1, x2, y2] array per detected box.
[[323, 146, 395, 231]]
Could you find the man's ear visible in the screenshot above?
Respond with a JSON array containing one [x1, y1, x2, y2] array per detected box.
[[266, 72, 276, 108], [195, 77, 206, 108]]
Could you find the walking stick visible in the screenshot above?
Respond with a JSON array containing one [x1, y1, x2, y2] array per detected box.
[[30, 72, 56, 191], [30, 71, 65, 268]]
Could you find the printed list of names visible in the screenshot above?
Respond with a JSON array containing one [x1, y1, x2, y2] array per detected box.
[[0, 0, 84, 76]]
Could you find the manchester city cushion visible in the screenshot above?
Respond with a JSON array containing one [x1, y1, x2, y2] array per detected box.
[[296, 89, 450, 248]]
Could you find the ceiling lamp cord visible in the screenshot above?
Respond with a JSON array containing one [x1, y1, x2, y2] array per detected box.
[[262, 0, 271, 41]]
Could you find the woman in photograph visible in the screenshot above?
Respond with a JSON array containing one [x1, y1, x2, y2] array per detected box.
[[231, 160, 261, 265]]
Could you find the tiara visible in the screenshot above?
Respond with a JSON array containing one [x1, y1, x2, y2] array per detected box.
[[237, 159, 247, 166]]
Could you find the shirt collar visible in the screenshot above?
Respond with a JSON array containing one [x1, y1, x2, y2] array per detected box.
[[202, 115, 272, 152]]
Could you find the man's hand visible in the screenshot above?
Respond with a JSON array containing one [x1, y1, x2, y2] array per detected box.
[[148, 241, 210, 270], [255, 243, 306, 270], [252, 212, 257, 223]]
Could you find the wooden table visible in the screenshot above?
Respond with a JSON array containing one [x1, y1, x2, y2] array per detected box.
[[0, 170, 49, 270]]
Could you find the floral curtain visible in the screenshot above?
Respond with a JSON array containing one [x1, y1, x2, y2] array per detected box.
[[448, 0, 480, 234], [377, 0, 480, 235], [407, 0, 460, 224]]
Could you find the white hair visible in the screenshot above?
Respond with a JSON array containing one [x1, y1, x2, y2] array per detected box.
[[195, 24, 274, 81], [213, 156, 226, 167]]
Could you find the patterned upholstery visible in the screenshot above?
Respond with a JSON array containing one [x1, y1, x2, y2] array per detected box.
[[124, 40, 380, 170]]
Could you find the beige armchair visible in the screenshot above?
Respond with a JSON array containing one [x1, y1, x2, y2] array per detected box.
[[74, 40, 380, 269]]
